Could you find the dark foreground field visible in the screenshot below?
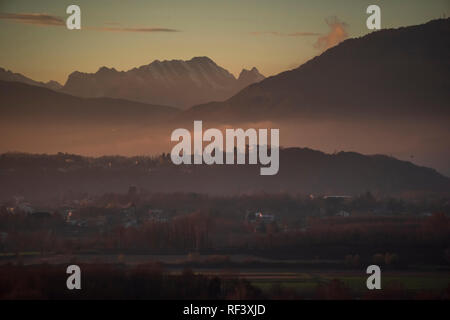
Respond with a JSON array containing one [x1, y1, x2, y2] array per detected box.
[[0, 253, 449, 300]]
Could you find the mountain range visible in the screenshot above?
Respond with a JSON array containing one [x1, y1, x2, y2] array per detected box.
[[0, 18, 449, 176], [1, 57, 264, 110], [3, 18, 448, 119], [61, 57, 264, 109], [0, 148, 449, 199], [0, 67, 62, 91], [0, 80, 178, 125], [184, 18, 450, 122]]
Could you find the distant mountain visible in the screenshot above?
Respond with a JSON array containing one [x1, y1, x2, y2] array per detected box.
[[0, 148, 448, 199], [0, 80, 178, 125], [185, 18, 450, 121], [62, 57, 265, 109], [237, 67, 265, 88], [0, 67, 62, 91]]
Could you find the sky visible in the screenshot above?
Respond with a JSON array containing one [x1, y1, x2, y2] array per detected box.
[[0, 0, 449, 84]]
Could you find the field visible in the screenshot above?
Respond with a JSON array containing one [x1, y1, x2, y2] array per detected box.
[[248, 272, 450, 294], [1, 252, 448, 299]]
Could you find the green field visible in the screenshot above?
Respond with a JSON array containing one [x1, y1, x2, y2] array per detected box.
[[249, 272, 450, 294]]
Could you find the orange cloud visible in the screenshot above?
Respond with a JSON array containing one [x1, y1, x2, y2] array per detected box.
[[314, 17, 349, 51], [0, 12, 179, 32], [0, 12, 64, 26], [89, 26, 180, 33]]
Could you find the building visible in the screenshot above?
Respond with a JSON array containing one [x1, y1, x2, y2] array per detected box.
[[141, 209, 169, 223], [336, 210, 350, 217], [245, 212, 276, 223], [245, 211, 277, 233], [255, 212, 275, 223]]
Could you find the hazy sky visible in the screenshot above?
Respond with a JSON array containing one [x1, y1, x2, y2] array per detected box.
[[0, 0, 449, 84]]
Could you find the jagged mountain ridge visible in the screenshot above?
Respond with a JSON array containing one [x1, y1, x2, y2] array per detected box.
[[62, 57, 265, 108], [0, 67, 62, 91]]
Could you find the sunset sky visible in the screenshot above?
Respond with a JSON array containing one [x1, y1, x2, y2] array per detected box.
[[1, 0, 449, 84]]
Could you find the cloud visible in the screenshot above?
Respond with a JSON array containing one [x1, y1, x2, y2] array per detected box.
[[287, 32, 321, 37], [0, 12, 179, 32], [90, 26, 180, 33], [250, 31, 319, 37], [314, 16, 348, 51], [0, 12, 64, 26]]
